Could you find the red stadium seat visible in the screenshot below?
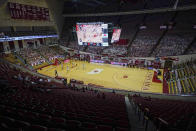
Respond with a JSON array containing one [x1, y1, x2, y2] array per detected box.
[[30, 125, 47, 131], [97, 125, 113, 131]]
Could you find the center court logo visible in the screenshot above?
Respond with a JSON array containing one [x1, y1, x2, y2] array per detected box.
[[87, 69, 103, 74]]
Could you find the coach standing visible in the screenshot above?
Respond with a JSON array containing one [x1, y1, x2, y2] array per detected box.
[[55, 70, 58, 77]]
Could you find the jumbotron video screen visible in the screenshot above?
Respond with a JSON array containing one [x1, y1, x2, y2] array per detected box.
[[111, 28, 121, 43], [76, 22, 108, 46]]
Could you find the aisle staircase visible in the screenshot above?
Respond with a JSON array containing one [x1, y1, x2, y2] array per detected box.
[[13, 52, 34, 70], [183, 37, 196, 55], [126, 96, 156, 131], [168, 64, 196, 95], [36, 49, 51, 64]]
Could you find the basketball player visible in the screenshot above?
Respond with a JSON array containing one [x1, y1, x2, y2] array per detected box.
[[72, 62, 74, 68], [75, 63, 78, 70], [67, 66, 69, 73], [83, 63, 85, 70]]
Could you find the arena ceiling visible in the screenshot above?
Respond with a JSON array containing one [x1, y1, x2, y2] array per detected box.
[[62, 0, 196, 24], [63, 0, 196, 15], [64, 0, 119, 7]]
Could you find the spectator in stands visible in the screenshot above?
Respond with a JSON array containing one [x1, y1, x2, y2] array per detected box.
[[47, 78, 51, 82], [39, 78, 43, 82], [102, 45, 127, 56], [72, 84, 76, 90], [102, 93, 106, 99], [24, 75, 29, 81], [12, 75, 18, 80], [63, 78, 67, 86], [67, 82, 71, 88], [152, 35, 193, 56], [0, 32, 5, 38], [17, 73, 23, 81], [24, 59, 27, 65], [82, 87, 85, 92], [97, 92, 100, 98]]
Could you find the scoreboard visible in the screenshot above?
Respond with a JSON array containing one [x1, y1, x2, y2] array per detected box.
[[7, 2, 50, 21], [76, 22, 109, 46]]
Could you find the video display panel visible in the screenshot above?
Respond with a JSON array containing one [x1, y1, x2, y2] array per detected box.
[[76, 22, 108, 46], [111, 29, 121, 43]]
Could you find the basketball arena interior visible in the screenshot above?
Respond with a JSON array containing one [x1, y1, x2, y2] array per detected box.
[[0, 0, 196, 131]]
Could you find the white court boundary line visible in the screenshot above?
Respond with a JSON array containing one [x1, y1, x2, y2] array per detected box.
[[44, 65, 56, 72]]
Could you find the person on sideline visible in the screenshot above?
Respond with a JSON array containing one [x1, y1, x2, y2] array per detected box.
[[55, 70, 58, 77]]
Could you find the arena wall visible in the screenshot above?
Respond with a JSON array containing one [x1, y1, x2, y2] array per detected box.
[[173, 54, 196, 64], [45, 0, 65, 35]]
